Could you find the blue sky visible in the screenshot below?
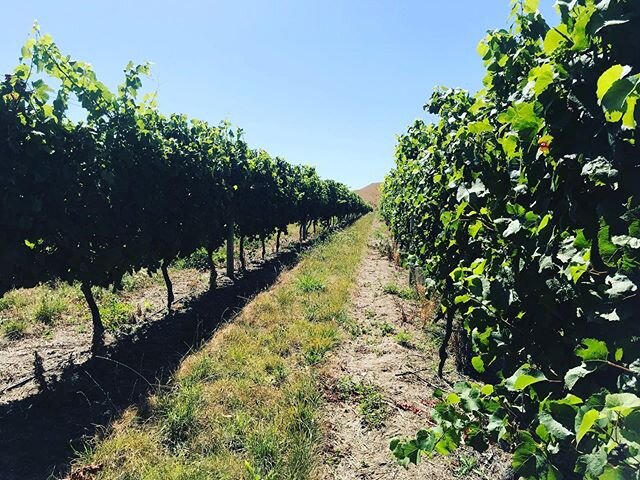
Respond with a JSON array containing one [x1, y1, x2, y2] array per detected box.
[[1, 1, 556, 189]]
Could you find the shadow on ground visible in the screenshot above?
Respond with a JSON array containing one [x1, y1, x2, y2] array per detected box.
[[0, 228, 339, 480]]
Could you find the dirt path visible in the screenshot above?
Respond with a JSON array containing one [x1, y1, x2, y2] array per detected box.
[[320, 221, 510, 480]]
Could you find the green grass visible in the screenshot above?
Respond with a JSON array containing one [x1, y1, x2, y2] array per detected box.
[[71, 214, 373, 480], [296, 274, 325, 293], [33, 294, 67, 324], [0, 282, 83, 338], [382, 282, 418, 300], [1, 318, 27, 339], [0, 265, 204, 340], [97, 295, 136, 332], [394, 330, 414, 348]]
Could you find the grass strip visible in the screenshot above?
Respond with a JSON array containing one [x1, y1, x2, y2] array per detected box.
[[72, 214, 373, 480]]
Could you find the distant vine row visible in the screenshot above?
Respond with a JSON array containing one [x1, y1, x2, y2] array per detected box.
[[0, 27, 370, 352]]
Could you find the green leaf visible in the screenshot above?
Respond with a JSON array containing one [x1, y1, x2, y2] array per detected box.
[[622, 95, 637, 129], [569, 263, 588, 283], [576, 409, 599, 444], [434, 430, 459, 455], [621, 410, 640, 443], [597, 65, 632, 103], [467, 120, 493, 134], [529, 63, 555, 96], [512, 431, 541, 477], [13, 63, 30, 80], [575, 339, 609, 361], [571, 4, 596, 51], [468, 220, 483, 237], [477, 40, 490, 60], [565, 364, 595, 389], [536, 214, 552, 234], [454, 294, 471, 305], [612, 235, 640, 249], [506, 365, 547, 391], [446, 392, 461, 405], [504, 219, 522, 237], [577, 446, 607, 478], [498, 134, 520, 159], [600, 466, 635, 480], [605, 393, 640, 414], [480, 384, 494, 396], [543, 25, 569, 54], [499, 102, 543, 134], [523, 0, 539, 14], [581, 157, 618, 184], [605, 273, 637, 299], [601, 77, 640, 117], [472, 356, 485, 373], [554, 394, 583, 406], [538, 411, 573, 440]]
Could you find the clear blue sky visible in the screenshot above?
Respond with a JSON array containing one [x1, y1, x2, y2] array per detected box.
[[1, 1, 556, 189]]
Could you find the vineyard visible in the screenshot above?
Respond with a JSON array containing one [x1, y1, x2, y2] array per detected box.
[[0, 28, 370, 355], [2, 1, 640, 480], [382, 0, 640, 478]]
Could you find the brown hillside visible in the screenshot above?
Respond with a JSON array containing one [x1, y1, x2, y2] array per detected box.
[[355, 182, 381, 207]]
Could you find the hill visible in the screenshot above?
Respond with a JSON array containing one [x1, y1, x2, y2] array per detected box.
[[355, 182, 382, 208]]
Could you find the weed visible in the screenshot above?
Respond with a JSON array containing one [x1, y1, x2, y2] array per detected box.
[[383, 282, 418, 300], [379, 321, 396, 335], [1, 318, 27, 339], [364, 309, 376, 319], [359, 386, 387, 428], [456, 455, 480, 477], [266, 362, 287, 385], [334, 375, 360, 400], [297, 274, 325, 293], [336, 311, 362, 337], [120, 270, 155, 291], [246, 461, 277, 480], [394, 330, 413, 348], [333, 376, 388, 428], [33, 294, 66, 324], [99, 298, 136, 331], [304, 345, 328, 365], [174, 247, 225, 271], [0, 296, 11, 311]]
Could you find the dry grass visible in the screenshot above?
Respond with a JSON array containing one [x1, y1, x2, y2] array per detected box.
[[69, 215, 374, 480]]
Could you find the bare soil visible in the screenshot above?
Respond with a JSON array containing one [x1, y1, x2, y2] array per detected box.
[[0, 269, 208, 405], [0, 228, 305, 406], [320, 222, 511, 479]]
